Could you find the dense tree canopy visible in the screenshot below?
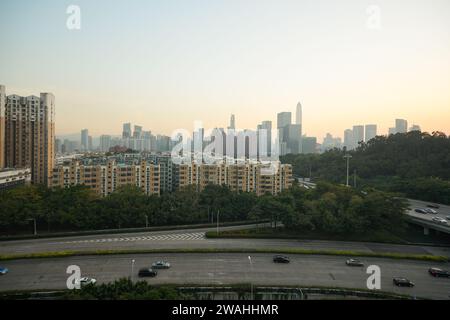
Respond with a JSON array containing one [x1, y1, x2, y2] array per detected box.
[[281, 131, 450, 204], [0, 182, 406, 236]]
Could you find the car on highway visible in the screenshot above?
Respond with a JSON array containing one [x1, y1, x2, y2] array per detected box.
[[428, 268, 450, 278], [0, 267, 9, 275], [446, 216, 450, 221], [151, 261, 171, 269], [427, 204, 440, 209], [346, 259, 364, 267], [75, 277, 97, 287], [415, 209, 427, 214], [424, 208, 438, 214], [138, 268, 157, 277], [393, 278, 415, 287], [273, 255, 290, 263], [432, 217, 448, 225]]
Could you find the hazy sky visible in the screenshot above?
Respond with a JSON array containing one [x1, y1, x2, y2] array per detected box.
[[1, 0, 449, 140]]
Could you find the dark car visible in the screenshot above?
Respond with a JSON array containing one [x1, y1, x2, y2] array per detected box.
[[428, 268, 450, 278], [273, 255, 290, 263], [393, 278, 415, 287], [346, 259, 364, 267], [138, 268, 157, 277], [415, 209, 427, 214], [427, 204, 440, 209]]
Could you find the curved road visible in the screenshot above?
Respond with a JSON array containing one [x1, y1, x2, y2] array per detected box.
[[1, 225, 450, 258], [0, 253, 449, 299]]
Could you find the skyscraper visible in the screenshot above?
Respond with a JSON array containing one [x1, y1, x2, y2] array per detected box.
[[5, 90, 55, 185], [100, 135, 112, 152], [122, 123, 132, 139], [0, 85, 5, 168], [277, 112, 292, 129], [296, 102, 302, 126], [409, 124, 421, 132], [257, 121, 272, 158], [352, 125, 364, 148], [81, 129, 89, 151], [395, 119, 408, 134], [365, 124, 377, 142], [344, 129, 354, 150], [228, 114, 236, 130]]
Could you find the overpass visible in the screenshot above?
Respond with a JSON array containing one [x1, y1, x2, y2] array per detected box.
[[406, 199, 450, 236], [296, 179, 450, 236]]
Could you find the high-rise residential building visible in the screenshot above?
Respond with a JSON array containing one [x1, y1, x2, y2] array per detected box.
[[352, 125, 364, 148], [133, 125, 143, 139], [4, 89, 55, 185], [122, 123, 132, 139], [365, 124, 377, 143], [257, 121, 272, 158], [296, 102, 302, 126], [344, 129, 354, 150], [0, 85, 5, 168], [81, 129, 89, 151], [55, 138, 62, 154], [409, 124, 421, 132], [88, 136, 93, 151], [100, 135, 112, 152], [395, 119, 408, 134]]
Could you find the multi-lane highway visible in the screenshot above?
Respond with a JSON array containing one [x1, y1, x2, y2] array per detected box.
[[1, 225, 450, 257], [406, 199, 450, 235], [0, 253, 449, 299]]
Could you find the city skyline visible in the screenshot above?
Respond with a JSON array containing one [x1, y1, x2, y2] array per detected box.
[[1, 0, 449, 139]]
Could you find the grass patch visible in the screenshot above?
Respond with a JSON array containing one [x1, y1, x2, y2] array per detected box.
[[206, 225, 450, 246], [0, 248, 446, 262]]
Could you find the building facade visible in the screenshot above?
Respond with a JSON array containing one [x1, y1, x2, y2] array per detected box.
[[51, 160, 160, 197], [4, 89, 55, 185], [174, 161, 292, 196], [0, 85, 5, 169]]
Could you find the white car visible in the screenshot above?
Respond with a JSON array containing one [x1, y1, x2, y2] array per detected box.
[[425, 208, 438, 214], [432, 217, 448, 225], [75, 277, 97, 287]]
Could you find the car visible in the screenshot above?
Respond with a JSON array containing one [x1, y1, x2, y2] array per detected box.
[[446, 216, 450, 221], [424, 208, 438, 214], [273, 255, 290, 263], [346, 259, 364, 267], [138, 268, 157, 277], [428, 268, 450, 278], [0, 267, 9, 275], [427, 204, 440, 209], [75, 277, 97, 287], [393, 278, 415, 287], [432, 217, 448, 225], [151, 261, 171, 269], [415, 209, 427, 214]]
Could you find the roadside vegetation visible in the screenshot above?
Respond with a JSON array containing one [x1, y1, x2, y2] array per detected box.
[[0, 180, 407, 238], [282, 131, 450, 204]]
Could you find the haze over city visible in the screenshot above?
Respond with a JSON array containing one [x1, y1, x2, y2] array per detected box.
[[1, 0, 449, 139]]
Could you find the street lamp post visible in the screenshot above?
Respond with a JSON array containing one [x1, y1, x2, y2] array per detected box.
[[344, 154, 352, 187], [145, 215, 149, 228], [216, 210, 220, 235], [131, 259, 135, 282], [248, 256, 254, 300]]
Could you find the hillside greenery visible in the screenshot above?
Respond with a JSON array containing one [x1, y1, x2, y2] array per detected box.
[[281, 131, 450, 204]]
